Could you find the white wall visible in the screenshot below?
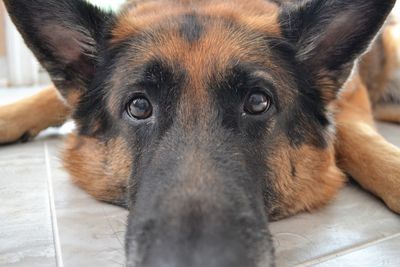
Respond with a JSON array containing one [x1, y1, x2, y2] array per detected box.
[[87, 0, 125, 11], [5, 12, 40, 86]]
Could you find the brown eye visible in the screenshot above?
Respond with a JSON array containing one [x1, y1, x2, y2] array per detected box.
[[127, 96, 153, 119], [244, 92, 271, 115]]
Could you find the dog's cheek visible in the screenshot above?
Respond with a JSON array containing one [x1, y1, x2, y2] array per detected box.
[[268, 143, 345, 220], [62, 134, 132, 207]]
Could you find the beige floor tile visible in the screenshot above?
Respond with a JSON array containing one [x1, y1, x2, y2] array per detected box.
[[377, 122, 400, 146], [45, 139, 127, 267], [270, 185, 400, 267], [0, 141, 56, 267], [315, 235, 400, 267]]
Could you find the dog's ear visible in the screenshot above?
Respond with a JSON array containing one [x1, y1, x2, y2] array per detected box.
[[3, 0, 114, 103], [279, 0, 395, 102]]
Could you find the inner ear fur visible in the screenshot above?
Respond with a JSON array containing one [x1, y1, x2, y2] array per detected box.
[[3, 0, 115, 103], [279, 0, 396, 102]]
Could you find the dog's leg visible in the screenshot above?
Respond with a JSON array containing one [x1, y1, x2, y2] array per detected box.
[[335, 76, 400, 214], [0, 86, 71, 144]]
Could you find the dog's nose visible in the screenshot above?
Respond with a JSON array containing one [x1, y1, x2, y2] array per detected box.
[[133, 230, 272, 267], [141, 261, 250, 267], [140, 249, 257, 267]]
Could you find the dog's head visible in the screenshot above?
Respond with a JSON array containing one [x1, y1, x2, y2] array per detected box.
[[4, 0, 395, 266]]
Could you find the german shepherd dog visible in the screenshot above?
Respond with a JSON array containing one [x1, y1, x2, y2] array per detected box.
[[2, 0, 400, 266]]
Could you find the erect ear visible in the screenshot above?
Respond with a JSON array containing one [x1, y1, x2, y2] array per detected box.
[[3, 0, 115, 104], [279, 0, 395, 102]]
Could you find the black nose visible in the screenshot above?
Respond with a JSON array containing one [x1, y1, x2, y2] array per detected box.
[[137, 239, 266, 267], [127, 213, 274, 267]]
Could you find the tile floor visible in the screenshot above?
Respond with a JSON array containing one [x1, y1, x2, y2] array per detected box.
[[0, 87, 399, 267]]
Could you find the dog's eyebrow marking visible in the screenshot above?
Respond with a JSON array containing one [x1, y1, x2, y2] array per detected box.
[[141, 58, 173, 84], [179, 13, 204, 43], [252, 71, 275, 84]]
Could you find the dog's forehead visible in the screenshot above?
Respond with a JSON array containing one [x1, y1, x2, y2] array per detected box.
[[112, 0, 281, 42], [108, 0, 285, 92]]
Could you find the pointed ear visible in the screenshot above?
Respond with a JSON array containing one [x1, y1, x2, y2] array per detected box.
[[3, 0, 115, 103], [279, 0, 395, 102]]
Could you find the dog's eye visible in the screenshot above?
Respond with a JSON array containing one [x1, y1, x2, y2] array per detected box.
[[127, 96, 153, 120], [244, 92, 271, 115]]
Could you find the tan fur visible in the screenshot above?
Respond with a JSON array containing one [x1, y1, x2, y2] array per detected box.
[[0, 86, 71, 144], [113, 0, 280, 42], [270, 144, 345, 220], [109, 1, 281, 117], [62, 134, 131, 204]]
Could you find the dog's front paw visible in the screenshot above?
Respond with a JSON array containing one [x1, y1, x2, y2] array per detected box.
[[378, 167, 400, 214], [0, 104, 39, 144], [384, 197, 400, 214], [382, 186, 400, 214]]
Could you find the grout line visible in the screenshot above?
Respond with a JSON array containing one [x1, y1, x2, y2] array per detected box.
[[44, 142, 64, 267], [293, 233, 400, 267]]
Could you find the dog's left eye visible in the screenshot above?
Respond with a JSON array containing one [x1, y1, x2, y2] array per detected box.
[[127, 96, 153, 120], [244, 92, 271, 115]]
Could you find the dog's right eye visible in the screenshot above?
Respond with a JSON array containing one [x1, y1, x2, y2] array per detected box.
[[127, 96, 153, 120]]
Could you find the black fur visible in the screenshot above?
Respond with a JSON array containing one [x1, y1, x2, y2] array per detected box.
[[179, 13, 204, 43], [266, 38, 330, 147]]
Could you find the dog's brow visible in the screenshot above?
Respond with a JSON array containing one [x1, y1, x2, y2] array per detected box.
[[252, 71, 275, 84], [140, 59, 175, 84]]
